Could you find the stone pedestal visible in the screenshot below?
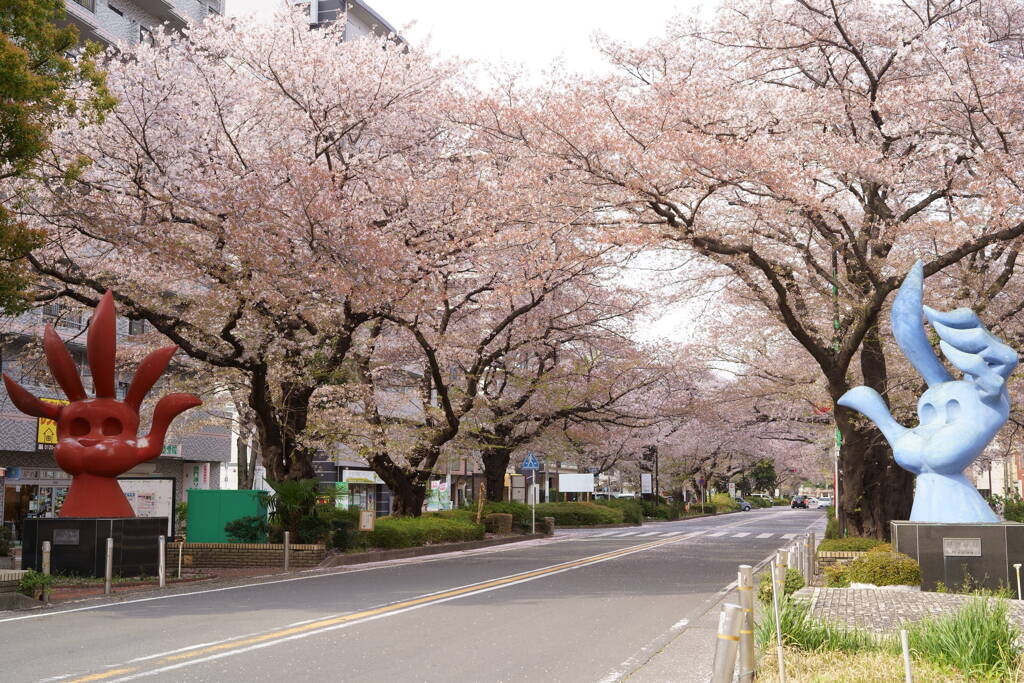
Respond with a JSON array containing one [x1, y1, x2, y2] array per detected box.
[[21, 517, 167, 577], [892, 520, 1024, 592]]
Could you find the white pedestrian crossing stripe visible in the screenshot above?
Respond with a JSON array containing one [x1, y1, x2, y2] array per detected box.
[[782, 533, 798, 539], [706, 532, 727, 537], [659, 532, 683, 537], [636, 531, 660, 537], [591, 531, 620, 537], [732, 532, 750, 538], [613, 531, 640, 537], [756, 533, 773, 539]]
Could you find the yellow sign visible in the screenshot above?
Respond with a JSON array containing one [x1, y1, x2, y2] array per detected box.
[[37, 398, 70, 445]]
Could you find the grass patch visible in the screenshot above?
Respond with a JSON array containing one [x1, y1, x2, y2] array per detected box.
[[817, 537, 885, 552], [756, 647, 974, 682], [905, 598, 1020, 681], [756, 598, 885, 654]]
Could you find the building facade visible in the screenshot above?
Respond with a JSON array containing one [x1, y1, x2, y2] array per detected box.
[[299, 0, 399, 38], [0, 306, 231, 539], [61, 0, 223, 47]]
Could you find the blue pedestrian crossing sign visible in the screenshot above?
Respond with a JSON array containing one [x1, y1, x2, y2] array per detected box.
[[521, 453, 540, 470]]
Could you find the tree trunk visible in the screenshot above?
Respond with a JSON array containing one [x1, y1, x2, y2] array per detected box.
[[367, 452, 427, 517], [482, 447, 512, 502], [236, 433, 258, 489], [832, 323, 914, 539], [248, 368, 317, 482]]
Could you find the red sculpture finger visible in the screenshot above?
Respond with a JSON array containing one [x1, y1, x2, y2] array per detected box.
[[126, 345, 179, 410], [2, 374, 61, 419], [88, 291, 117, 398], [139, 392, 202, 459], [44, 324, 87, 401]]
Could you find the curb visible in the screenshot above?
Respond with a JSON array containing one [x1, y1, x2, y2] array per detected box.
[[319, 533, 549, 567]]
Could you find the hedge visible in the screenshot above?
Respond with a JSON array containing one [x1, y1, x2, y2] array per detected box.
[[594, 498, 644, 524], [817, 537, 885, 552], [711, 493, 740, 513], [846, 552, 921, 586], [758, 567, 805, 604], [533, 502, 624, 525], [364, 515, 484, 550]]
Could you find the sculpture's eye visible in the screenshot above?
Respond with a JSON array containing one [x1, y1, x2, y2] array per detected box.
[[945, 399, 961, 423], [920, 403, 937, 423], [102, 417, 123, 436], [70, 417, 90, 436]]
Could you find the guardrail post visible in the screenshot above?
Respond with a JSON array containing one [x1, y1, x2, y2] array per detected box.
[[158, 535, 166, 588], [807, 532, 816, 582], [737, 565, 755, 683], [710, 602, 744, 683], [283, 531, 291, 571], [104, 537, 113, 595]]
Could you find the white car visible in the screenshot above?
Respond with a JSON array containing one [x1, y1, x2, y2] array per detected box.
[[806, 496, 820, 508], [817, 497, 833, 508]]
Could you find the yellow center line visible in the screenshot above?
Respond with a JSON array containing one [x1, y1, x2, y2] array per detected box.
[[66, 533, 692, 683]]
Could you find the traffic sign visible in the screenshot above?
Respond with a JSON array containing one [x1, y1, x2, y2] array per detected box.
[[521, 452, 540, 470]]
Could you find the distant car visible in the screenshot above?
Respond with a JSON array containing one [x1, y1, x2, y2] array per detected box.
[[791, 495, 809, 509], [817, 497, 833, 508], [734, 496, 752, 511]]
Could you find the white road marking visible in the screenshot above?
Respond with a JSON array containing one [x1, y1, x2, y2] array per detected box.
[[658, 532, 682, 538], [636, 532, 660, 537], [756, 533, 773, 539], [591, 531, 621, 537], [612, 531, 640, 537], [782, 533, 798, 539], [706, 532, 727, 537], [732, 532, 750, 538]]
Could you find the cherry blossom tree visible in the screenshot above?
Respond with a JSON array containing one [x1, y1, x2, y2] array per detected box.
[[4, 10, 468, 482], [472, 0, 1024, 537]]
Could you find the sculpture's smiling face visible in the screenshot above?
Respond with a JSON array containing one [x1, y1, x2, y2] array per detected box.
[[894, 380, 1004, 475], [54, 399, 141, 477]]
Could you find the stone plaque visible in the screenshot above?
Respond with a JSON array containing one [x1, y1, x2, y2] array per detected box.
[[942, 537, 982, 557], [53, 529, 80, 546]]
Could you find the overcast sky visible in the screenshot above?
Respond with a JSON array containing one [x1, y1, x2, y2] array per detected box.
[[228, 1, 716, 77]]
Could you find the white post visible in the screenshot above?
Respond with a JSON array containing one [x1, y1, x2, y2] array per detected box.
[[900, 629, 913, 682], [710, 602, 744, 683], [808, 532, 816, 582], [531, 469, 536, 534], [41, 540, 51, 576], [283, 530, 291, 571], [177, 540, 183, 579], [104, 537, 113, 595], [544, 457, 550, 503], [771, 561, 787, 683], [158, 535, 166, 588], [737, 565, 755, 683], [1014, 563, 1022, 600]]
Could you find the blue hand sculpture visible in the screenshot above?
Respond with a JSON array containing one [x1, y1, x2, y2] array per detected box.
[[837, 261, 1018, 523]]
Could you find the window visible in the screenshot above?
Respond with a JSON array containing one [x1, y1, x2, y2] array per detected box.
[[72, 0, 96, 12], [128, 319, 148, 336], [107, 3, 123, 16], [41, 302, 84, 330]]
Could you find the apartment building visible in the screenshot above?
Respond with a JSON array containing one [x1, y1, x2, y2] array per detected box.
[[299, 0, 399, 38], [0, 306, 231, 539], [61, 0, 224, 47]]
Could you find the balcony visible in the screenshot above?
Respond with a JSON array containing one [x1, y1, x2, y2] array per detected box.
[[62, 0, 117, 45]]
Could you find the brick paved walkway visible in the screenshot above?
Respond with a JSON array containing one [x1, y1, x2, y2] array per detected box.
[[794, 587, 1024, 633]]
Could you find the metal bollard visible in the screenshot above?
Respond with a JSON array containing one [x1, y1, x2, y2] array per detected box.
[[808, 532, 816, 581], [1014, 563, 1022, 600], [777, 548, 789, 570], [41, 540, 51, 576], [104, 537, 113, 595], [177, 540, 184, 579], [710, 602, 744, 683], [158, 535, 166, 588], [771, 562, 788, 683], [737, 565, 755, 683], [900, 629, 913, 682], [283, 530, 291, 571]]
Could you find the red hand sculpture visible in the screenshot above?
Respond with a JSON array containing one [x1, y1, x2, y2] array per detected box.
[[2, 292, 201, 518]]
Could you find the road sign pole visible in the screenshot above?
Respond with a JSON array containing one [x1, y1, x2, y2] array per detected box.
[[531, 469, 536, 534]]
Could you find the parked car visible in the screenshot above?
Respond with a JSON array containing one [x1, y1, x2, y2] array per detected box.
[[817, 496, 833, 508], [791, 495, 809, 509], [734, 496, 752, 511]]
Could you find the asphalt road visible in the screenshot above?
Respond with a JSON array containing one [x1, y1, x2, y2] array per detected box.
[[1, 507, 824, 683]]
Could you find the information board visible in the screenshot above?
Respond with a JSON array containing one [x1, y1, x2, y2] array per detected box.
[[119, 478, 176, 536], [559, 473, 596, 493]]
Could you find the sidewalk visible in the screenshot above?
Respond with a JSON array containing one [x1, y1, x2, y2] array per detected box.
[[796, 586, 1024, 633]]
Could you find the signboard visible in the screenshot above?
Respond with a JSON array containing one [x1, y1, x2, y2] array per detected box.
[[119, 477, 175, 536], [358, 510, 375, 531], [559, 473, 595, 493], [161, 444, 181, 457], [521, 453, 540, 470], [728, 482, 736, 497], [641, 473, 653, 494], [334, 481, 350, 509], [36, 398, 69, 450], [426, 479, 452, 512], [943, 538, 982, 557], [184, 462, 211, 490], [53, 529, 80, 545], [343, 469, 385, 485]]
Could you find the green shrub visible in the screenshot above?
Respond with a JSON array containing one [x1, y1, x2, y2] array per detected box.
[[824, 563, 851, 588], [846, 552, 920, 586], [710, 493, 739, 513], [0, 526, 11, 556], [479, 502, 532, 530], [867, 543, 894, 554], [224, 515, 269, 543], [363, 515, 484, 550], [483, 513, 513, 534], [532, 502, 623, 526], [594, 498, 644, 524], [640, 499, 670, 519], [824, 505, 841, 539], [18, 569, 54, 600], [321, 508, 361, 550], [906, 598, 1020, 680], [817, 537, 884, 552], [758, 567, 806, 605], [749, 497, 773, 508]]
